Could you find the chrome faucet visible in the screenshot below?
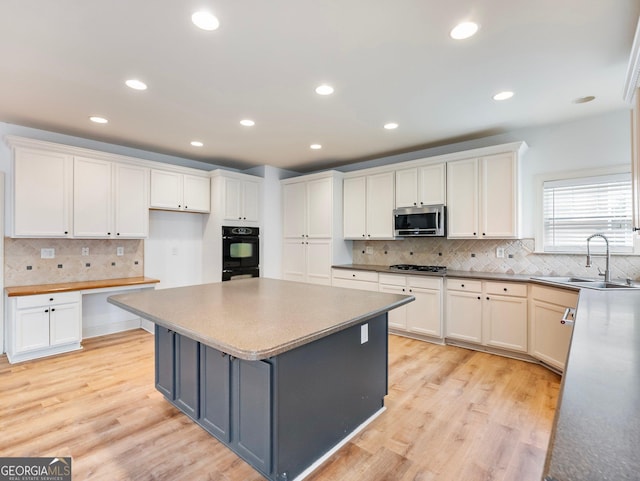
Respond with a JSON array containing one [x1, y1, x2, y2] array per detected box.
[[586, 233, 610, 282]]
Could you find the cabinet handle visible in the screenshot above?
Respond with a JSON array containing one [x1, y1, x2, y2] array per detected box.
[[561, 308, 576, 326]]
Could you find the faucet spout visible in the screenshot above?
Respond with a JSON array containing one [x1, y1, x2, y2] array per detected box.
[[586, 234, 610, 282]]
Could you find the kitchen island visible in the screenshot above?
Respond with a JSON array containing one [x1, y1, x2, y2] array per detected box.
[[108, 278, 413, 481]]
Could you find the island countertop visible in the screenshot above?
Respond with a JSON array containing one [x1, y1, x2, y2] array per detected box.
[[107, 277, 413, 360]]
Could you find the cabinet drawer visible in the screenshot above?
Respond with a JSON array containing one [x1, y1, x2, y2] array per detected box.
[[531, 285, 578, 307], [485, 281, 527, 297], [16, 291, 81, 309], [378, 273, 406, 286], [332, 278, 379, 292], [332, 269, 378, 282], [408, 276, 442, 290], [446, 279, 482, 292]]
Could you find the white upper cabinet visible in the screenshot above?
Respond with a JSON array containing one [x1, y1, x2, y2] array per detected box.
[[306, 178, 333, 237], [283, 181, 306, 238], [344, 171, 395, 239], [150, 170, 210, 213], [114, 164, 149, 238], [74, 158, 150, 239], [395, 163, 446, 208], [74, 156, 113, 238], [447, 151, 521, 239], [211, 172, 261, 224], [13, 146, 72, 237]]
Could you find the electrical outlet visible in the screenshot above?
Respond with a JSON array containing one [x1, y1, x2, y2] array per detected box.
[[496, 247, 505, 258], [365, 246, 373, 255], [40, 248, 55, 259], [171, 246, 179, 256], [116, 246, 124, 256], [81, 247, 89, 256]]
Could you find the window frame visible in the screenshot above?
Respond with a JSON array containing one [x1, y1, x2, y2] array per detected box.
[[535, 165, 639, 255]]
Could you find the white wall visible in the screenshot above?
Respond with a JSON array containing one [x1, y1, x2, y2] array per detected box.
[[144, 210, 205, 289]]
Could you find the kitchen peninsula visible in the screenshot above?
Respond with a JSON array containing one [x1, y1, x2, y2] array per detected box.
[[108, 278, 413, 481]]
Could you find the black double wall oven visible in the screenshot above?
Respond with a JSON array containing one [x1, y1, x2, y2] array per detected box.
[[222, 226, 260, 281]]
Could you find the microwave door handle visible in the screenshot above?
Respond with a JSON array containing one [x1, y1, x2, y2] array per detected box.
[[435, 210, 439, 229]]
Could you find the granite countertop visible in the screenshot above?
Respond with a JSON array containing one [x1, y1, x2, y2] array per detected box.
[[108, 277, 413, 361], [5, 276, 160, 297], [333, 264, 560, 285], [544, 289, 640, 481]]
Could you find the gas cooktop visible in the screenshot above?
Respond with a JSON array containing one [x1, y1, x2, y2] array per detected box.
[[389, 264, 447, 273]]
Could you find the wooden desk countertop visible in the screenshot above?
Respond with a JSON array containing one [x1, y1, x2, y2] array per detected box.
[[5, 277, 160, 297]]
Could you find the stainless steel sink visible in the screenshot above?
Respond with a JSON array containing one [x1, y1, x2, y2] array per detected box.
[[532, 276, 640, 290]]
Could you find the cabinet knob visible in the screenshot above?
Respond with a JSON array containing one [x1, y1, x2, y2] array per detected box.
[[477, 296, 481, 300], [413, 202, 417, 206], [352, 274, 356, 277], [184, 205, 188, 209], [461, 284, 465, 288], [486, 297, 490, 300], [49, 298, 54, 301], [44, 309, 49, 313], [107, 232, 111, 235], [473, 232, 476, 236], [503, 288, 508, 292], [482, 233, 486, 236], [51, 308, 55, 312], [64, 231, 68, 235], [178, 205, 181, 208], [362, 234, 365, 237]]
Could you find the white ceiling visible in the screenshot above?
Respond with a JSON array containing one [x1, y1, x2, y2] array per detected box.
[[1, 0, 639, 172]]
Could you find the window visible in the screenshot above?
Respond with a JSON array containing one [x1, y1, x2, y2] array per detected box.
[[543, 172, 633, 253]]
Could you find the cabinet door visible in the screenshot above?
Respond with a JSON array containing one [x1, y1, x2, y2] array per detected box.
[[242, 180, 260, 222], [155, 325, 175, 400], [283, 182, 307, 238], [445, 290, 482, 343], [150, 170, 183, 210], [306, 178, 332, 238], [305, 239, 332, 285], [530, 300, 574, 371], [73, 156, 113, 237], [183, 175, 210, 213], [484, 295, 527, 352], [223, 177, 242, 220], [232, 359, 272, 474], [15, 307, 50, 353], [49, 302, 81, 346], [481, 152, 517, 238], [407, 287, 442, 337], [175, 334, 200, 420], [200, 345, 231, 442], [366, 172, 395, 239], [14, 147, 72, 237], [343, 176, 366, 239], [282, 239, 306, 282], [379, 284, 407, 329], [114, 164, 149, 238], [418, 163, 446, 205], [395, 168, 418, 207], [447, 158, 478, 238]]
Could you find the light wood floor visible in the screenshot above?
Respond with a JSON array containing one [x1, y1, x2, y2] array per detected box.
[[0, 330, 560, 481]]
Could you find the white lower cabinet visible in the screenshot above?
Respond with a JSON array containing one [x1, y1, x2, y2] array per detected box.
[[283, 239, 333, 285], [445, 278, 528, 353], [379, 274, 443, 338], [7, 291, 82, 363], [529, 285, 578, 371], [331, 269, 379, 292]]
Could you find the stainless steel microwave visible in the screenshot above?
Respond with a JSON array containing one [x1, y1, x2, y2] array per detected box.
[[394, 204, 446, 237]]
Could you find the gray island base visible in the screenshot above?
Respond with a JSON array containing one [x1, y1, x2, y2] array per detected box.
[[108, 278, 413, 481]]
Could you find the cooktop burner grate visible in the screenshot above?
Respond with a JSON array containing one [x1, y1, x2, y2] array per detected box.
[[389, 264, 447, 273]]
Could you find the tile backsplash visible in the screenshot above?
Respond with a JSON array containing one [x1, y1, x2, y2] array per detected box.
[[4, 238, 144, 286], [353, 238, 640, 281]]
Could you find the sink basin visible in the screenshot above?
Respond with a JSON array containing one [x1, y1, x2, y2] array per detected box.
[[532, 277, 640, 289]]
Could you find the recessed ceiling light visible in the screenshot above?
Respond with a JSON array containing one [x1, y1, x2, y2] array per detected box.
[[125, 79, 147, 91], [89, 116, 108, 124], [240, 119, 255, 127], [191, 141, 204, 147], [450, 22, 479, 40], [493, 91, 514, 101], [192, 11, 220, 31], [384, 122, 399, 130], [315, 84, 334, 96], [310, 144, 322, 150], [574, 95, 596, 104]]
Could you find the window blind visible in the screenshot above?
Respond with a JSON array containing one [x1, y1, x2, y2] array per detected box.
[[543, 172, 633, 252]]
